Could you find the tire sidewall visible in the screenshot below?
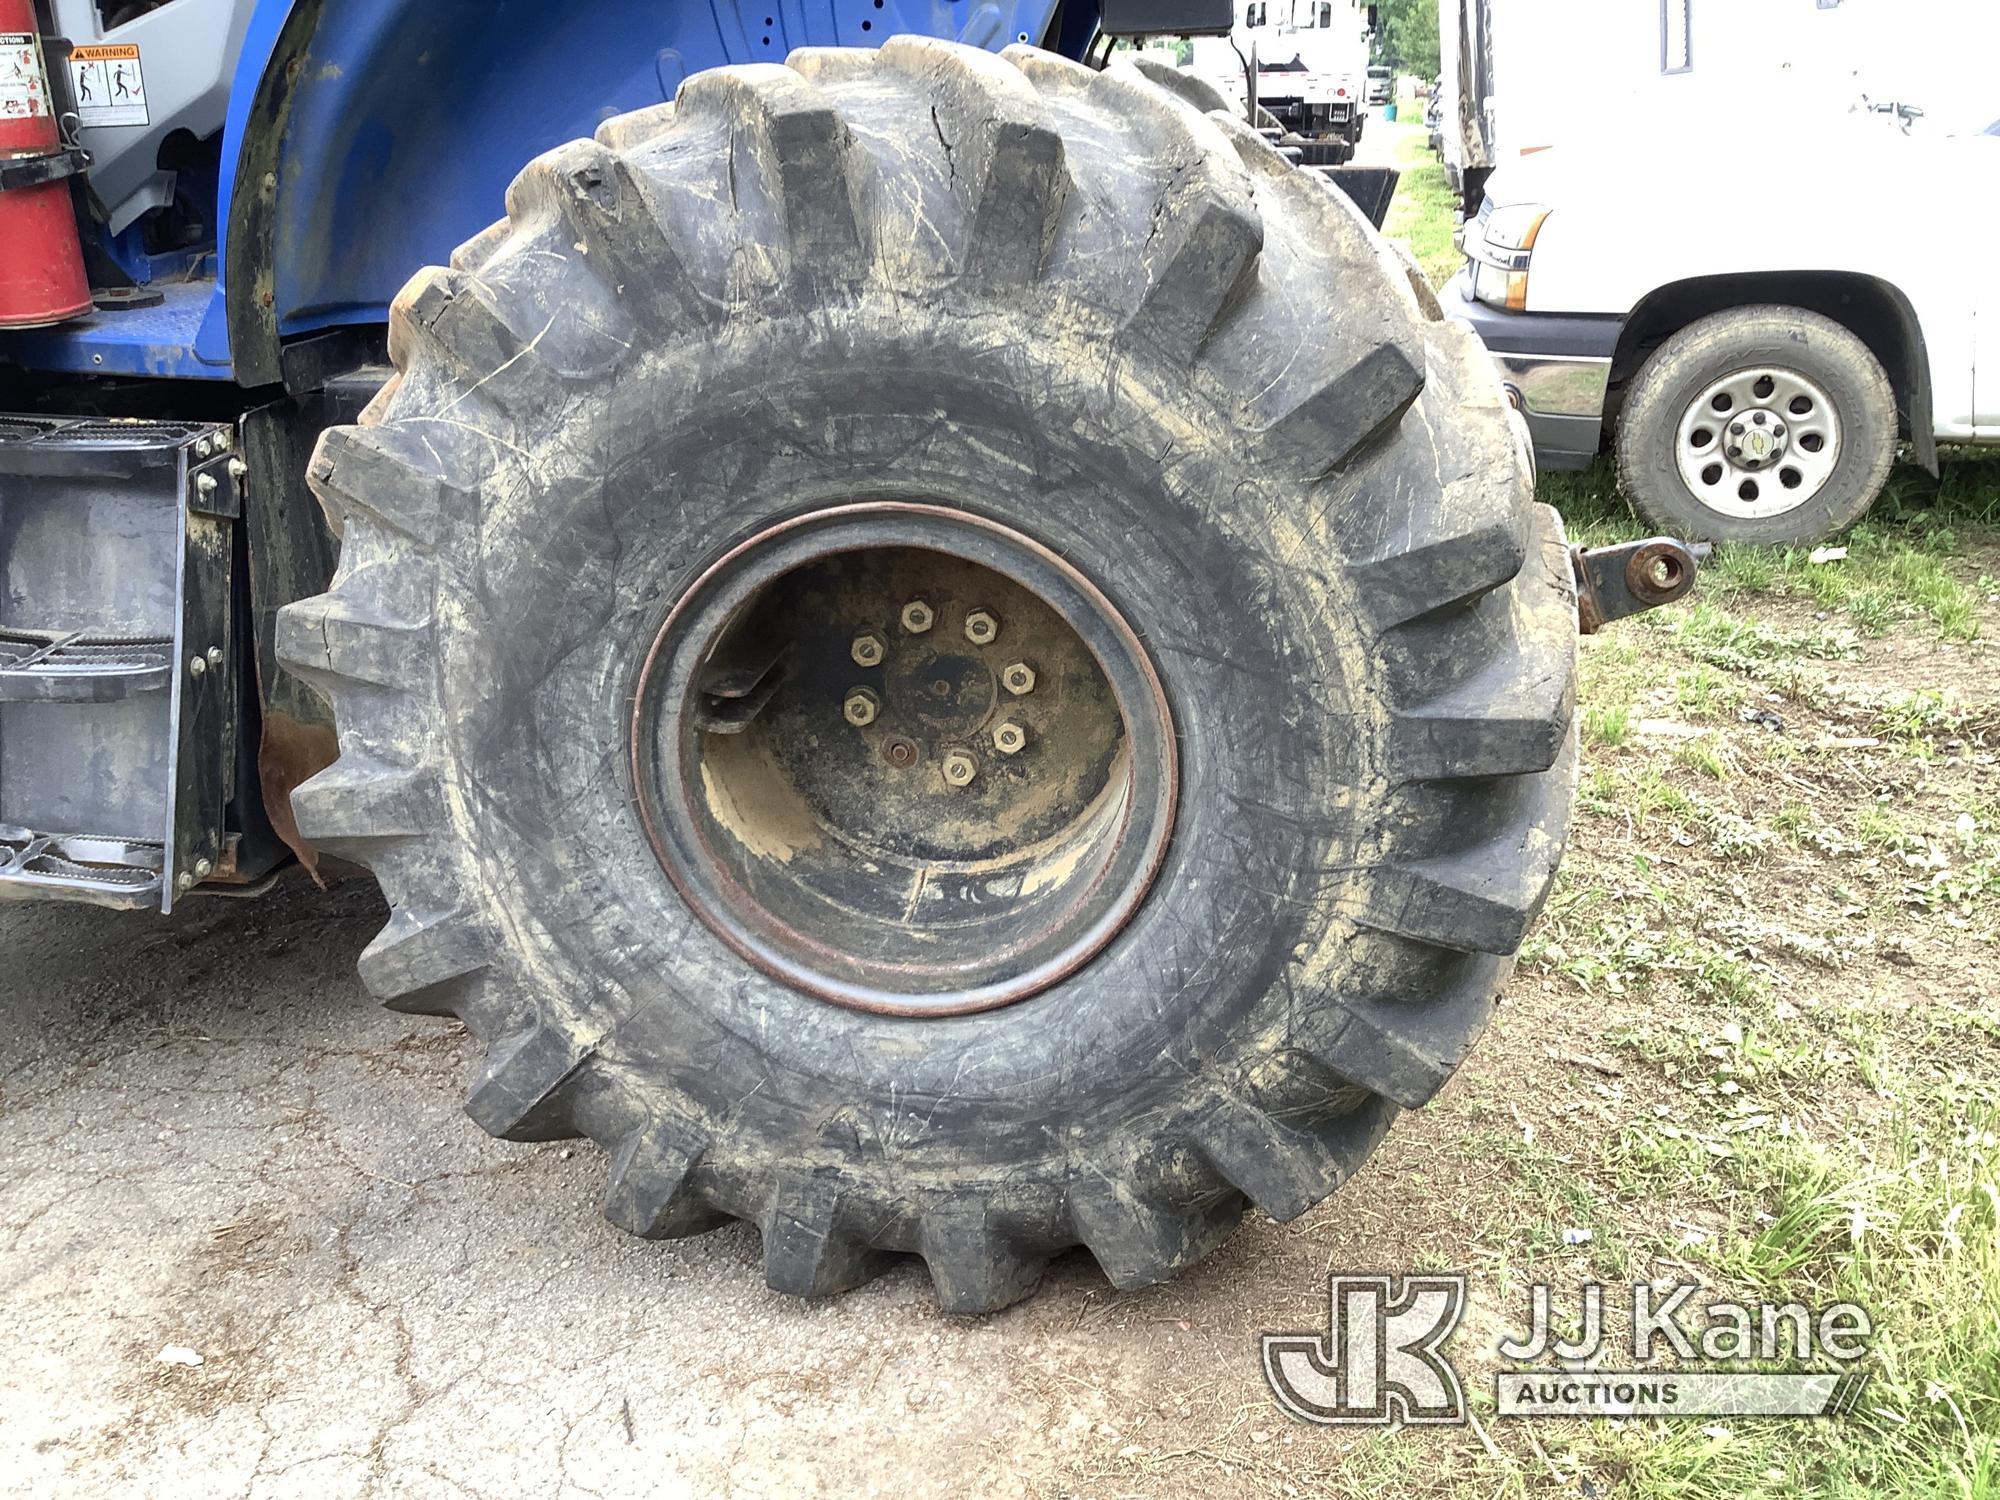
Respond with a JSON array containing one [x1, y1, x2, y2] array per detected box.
[[428, 299, 1380, 1188]]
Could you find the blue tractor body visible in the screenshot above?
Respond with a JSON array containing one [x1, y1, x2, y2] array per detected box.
[[4, 0, 1073, 384]]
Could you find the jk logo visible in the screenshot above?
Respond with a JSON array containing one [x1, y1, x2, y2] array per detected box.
[[1261, 1274, 1468, 1425]]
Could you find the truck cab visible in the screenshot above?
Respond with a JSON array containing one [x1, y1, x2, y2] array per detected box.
[[1192, 0, 1373, 153], [1449, 114, 2000, 541]]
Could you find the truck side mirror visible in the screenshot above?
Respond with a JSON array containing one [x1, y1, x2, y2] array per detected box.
[[1366, 3, 1378, 31]]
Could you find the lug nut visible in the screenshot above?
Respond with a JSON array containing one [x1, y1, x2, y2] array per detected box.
[[941, 748, 978, 787], [1751, 412, 1766, 426], [1728, 445, 1742, 457], [842, 687, 880, 727], [850, 632, 885, 668], [900, 600, 935, 634], [1730, 422, 1745, 435], [963, 610, 999, 646], [993, 721, 1027, 755], [1001, 661, 1036, 696]]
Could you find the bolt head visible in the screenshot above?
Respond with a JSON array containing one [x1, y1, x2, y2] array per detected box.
[[842, 687, 880, 727], [205, 646, 224, 668], [963, 610, 999, 646], [850, 633, 886, 668], [175, 871, 194, 893], [196, 472, 218, 497], [227, 456, 248, 480], [899, 600, 935, 634], [993, 721, 1027, 755], [195, 437, 213, 458], [1001, 661, 1036, 696], [188, 654, 207, 676], [941, 749, 978, 787], [194, 857, 213, 878]]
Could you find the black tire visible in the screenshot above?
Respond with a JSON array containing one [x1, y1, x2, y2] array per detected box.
[[276, 40, 1577, 1312], [1615, 305, 1897, 544]]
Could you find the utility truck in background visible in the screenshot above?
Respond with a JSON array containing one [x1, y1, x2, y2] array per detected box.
[[1436, 0, 2000, 212], [1192, 0, 1376, 162]]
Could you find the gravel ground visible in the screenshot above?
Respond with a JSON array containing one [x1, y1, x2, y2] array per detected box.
[[0, 874, 1377, 1499]]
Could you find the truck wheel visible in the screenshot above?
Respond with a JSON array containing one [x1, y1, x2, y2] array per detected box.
[[276, 40, 1577, 1311], [1615, 305, 1897, 544]]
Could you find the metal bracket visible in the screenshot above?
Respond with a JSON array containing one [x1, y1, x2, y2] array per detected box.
[[1571, 537, 1707, 633]]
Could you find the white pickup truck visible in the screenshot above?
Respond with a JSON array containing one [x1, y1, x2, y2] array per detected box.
[[1448, 115, 2000, 541]]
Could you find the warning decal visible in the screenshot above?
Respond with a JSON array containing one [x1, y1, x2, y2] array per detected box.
[[1, 33, 51, 120], [69, 42, 147, 128]]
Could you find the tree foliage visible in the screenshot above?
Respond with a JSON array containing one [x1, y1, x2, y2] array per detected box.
[[1374, 0, 1441, 78]]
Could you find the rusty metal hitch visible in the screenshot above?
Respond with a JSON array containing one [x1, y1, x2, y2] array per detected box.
[[1571, 537, 1709, 634]]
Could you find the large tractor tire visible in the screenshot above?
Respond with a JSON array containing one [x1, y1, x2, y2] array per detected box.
[[276, 40, 1577, 1312]]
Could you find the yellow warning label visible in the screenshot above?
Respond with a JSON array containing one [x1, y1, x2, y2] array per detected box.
[[69, 42, 148, 128]]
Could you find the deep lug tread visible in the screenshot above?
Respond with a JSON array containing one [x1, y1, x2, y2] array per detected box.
[[593, 101, 676, 153], [1126, 192, 1262, 363], [449, 218, 509, 274], [1191, 1088, 1399, 1221], [306, 425, 454, 546], [1255, 341, 1427, 481], [356, 905, 489, 1016], [875, 38, 1069, 284], [675, 65, 864, 279], [290, 759, 439, 852], [1349, 511, 1530, 631], [1388, 511, 1576, 780], [275, 594, 429, 693], [1322, 958, 1511, 1108], [760, 1174, 897, 1297], [604, 1123, 730, 1239], [1359, 731, 1575, 953], [386, 265, 524, 380], [465, 1024, 594, 1142], [1069, 1176, 1244, 1291], [917, 1198, 1045, 1314], [513, 137, 715, 334]]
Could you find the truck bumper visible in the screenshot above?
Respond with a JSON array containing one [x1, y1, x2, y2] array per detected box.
[[1445, 269, 1621, 471]]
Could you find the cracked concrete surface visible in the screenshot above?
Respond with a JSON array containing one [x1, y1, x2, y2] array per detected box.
[[1, 872, 1393, 1499]]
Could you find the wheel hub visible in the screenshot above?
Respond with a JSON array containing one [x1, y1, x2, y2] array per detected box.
[[1674, 365, 1842, 518], [628, 504, 1178, 1017]]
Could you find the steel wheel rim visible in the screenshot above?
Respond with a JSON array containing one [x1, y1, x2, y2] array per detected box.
[[628, 503, 1179, 1018], [1674, 365, 1842, 519]]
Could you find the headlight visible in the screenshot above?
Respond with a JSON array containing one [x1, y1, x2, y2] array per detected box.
[[1466, 201, 1550, 311]]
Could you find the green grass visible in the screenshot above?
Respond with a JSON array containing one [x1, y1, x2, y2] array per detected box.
[[1379, 122, 1461, 289]]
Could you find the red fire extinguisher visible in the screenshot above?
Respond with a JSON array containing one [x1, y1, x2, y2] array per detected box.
[[0, 0, 93, 328]]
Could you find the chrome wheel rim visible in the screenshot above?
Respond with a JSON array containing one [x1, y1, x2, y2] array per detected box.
[[1674, 366, 1842, 519]]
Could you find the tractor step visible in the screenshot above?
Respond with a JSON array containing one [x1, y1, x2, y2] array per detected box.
[[0, 415, 241, 911]]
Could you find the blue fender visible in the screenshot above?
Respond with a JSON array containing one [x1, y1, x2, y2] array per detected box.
[[210, 0, 1067, 384]]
